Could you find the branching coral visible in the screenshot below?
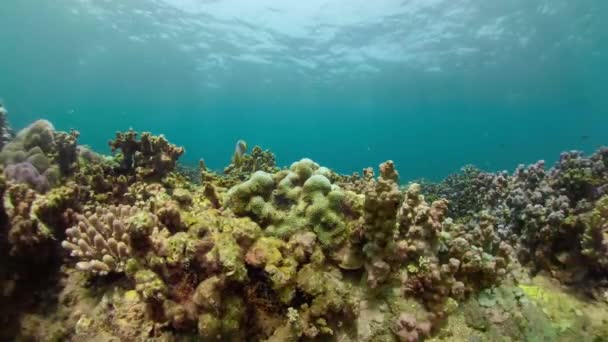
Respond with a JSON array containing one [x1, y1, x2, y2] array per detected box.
[[62, 205, 137, 275], [109, 129, 184, 179], [3, 182, 82, 258], [396, 183, 448, 260], [398, 184, 512, 317], [54, 129, 80, 175], [581, 195, 608, 270], [362, 161, 401, 245], [551, 149, 608, 205], [361, 161, 401, 287], [3, 184, 52, 257]]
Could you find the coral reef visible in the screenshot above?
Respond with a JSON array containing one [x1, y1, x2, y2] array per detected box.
[[2, 117, 608, 341], [419, 148, 608, 286]]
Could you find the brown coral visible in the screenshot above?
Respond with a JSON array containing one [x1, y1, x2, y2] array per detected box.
[[3, 184, 52, 258], [392, 313, 432, 342], [109, 130, 184, 180]]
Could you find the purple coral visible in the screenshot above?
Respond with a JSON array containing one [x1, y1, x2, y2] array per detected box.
[[4, 162, 50, 193]]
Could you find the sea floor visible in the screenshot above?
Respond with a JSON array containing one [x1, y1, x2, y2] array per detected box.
[[4, 267, 608, 342]]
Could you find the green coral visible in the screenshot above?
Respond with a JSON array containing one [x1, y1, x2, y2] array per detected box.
[[193, 276, 223, 310], [246, 237, 298, 303], [134, 270, 167, 301], [162, 232, 197, 267], [296, 264, 353, 319], [208, 232, 248, 283], [127, 211, 159, 248], [226, 159, 352, 250], [194, 284, 245, 339], [197, 313, 221, 339]]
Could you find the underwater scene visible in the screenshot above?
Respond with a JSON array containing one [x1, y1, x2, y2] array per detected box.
[[1, 0, 608, 341]]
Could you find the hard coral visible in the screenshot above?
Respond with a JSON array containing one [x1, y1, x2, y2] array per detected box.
[[226, 159, 353, 250], [3, 184, 52, 257], [4, 162, 50, 193], [581, 195, 608, 270], [109, 129, 184, 180], [0, 119, 78, 192], [398, 185, 512, 317], [62, 205, 153, 275], [3, 182, 81, 259], [222, 145, 279, 187], [361, 161, 401, 287], [246, 236, 298, 303], [53, 129, 80, 175], [392, 313, 432, 342], [396, 183, 448, 260]]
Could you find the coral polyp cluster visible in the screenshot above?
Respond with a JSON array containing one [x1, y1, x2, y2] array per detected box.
[[1, 111, 608, 341], [62, 205, 137, 275]]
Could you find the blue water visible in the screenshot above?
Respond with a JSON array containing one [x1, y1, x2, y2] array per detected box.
[[1, 0, 606, 181]]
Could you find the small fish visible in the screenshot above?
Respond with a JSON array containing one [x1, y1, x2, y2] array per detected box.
[[233, 140, 247, 166], [581, 135, 590, 141]]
